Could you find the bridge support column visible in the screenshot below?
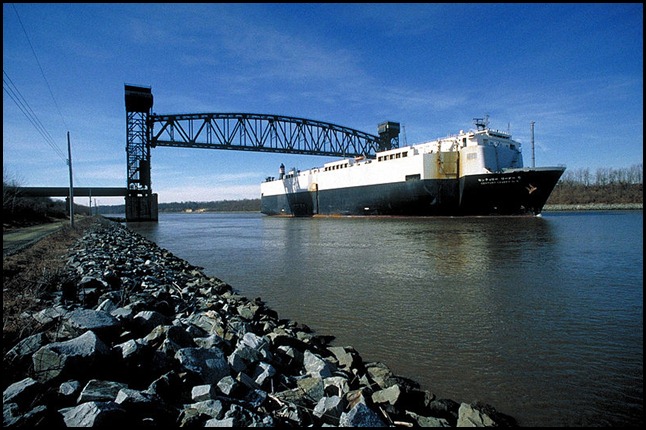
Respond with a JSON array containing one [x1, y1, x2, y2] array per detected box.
[[126, 194, 158, 222], [125, 84, 156, 222]]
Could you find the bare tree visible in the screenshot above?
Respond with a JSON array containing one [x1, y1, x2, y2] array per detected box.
[[3, 168, 24, 216]]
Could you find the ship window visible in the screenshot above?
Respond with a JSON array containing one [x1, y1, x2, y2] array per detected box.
[[396, 153, 401, 159], [402, 152, 407, 157], [405, 174, 420, 181]]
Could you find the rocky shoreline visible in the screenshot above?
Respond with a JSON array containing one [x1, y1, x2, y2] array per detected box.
[[3, 218, 517, 427]]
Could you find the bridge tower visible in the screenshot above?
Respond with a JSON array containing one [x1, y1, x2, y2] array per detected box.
[[377, 121, 400, 151], [124, 84, 158, 221]]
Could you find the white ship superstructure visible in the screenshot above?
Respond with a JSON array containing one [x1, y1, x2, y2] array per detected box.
[[261, 119, 565, 216]]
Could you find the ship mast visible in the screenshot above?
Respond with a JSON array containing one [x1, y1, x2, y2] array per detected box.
[[473, 116, 489, 131], [530, 121, 535, 168]]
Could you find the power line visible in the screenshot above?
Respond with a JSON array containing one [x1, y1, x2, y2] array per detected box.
[[3, 70, 68, 163], [11, 3, 69, 130]]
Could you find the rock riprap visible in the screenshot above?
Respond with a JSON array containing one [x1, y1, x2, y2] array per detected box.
[[3, 219, 517, 427]]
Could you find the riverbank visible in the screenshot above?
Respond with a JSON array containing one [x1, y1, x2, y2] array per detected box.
[[543, 202, 642, 211], [3, 216, 516, 427]]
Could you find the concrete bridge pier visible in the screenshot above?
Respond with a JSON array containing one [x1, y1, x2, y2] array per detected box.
[[125, 193, 158, 222]]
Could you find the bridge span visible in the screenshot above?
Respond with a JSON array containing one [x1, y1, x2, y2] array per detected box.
[[149, 113, 398, 156], [15, 187, 128, 198]]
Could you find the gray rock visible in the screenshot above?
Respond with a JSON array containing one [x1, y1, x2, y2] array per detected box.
[[405, 410, 451, 427], [217, 375, 239, 396], [339, 401, 387, 427], [59, 401, 128, 427], [5, 333, 48, 367], [365, 361, 395, 389], [62, 308, 121, 338], [327, 346, 360, 370], [240, 332, 272, 360], [32, 330, 111, 383], [457, 402, 517, 427], [296, 376, 325, 404], [303, 350, 335, 378], [113, 338, 144, 360], [3, 377, 41, 406], [133, 310, 169, 335], [3, 402, 21, 427], [191, 384, 217, 402], [183, 399, 225, 420], [59, 380, 81, 397], [253, 361, 276, 388], [323, 375, 350, 398], [96, 298, 118, 313], [313, 395, 345, 425], [77, 379, 128, 403], [115, 387, 159, 407], [204, 416, 236, 426], [3, 404, 52, 427], [175, 347, 230, 384], [186, 311, 225, 336], [32, 306, 66, 326], [372, 384, 401, 406]]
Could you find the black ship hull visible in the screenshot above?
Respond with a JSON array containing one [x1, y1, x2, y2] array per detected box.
[[260, 167, 565, 217]]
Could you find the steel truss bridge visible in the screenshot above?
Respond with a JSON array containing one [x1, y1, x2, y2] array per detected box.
[[150, 113, 398, 156], [124, 85, 399, 221]]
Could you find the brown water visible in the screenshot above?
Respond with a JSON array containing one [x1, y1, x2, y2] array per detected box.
[[127, 211, 643, 426]]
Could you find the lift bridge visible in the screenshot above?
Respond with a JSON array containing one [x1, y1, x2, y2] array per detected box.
[[126, 84, 400, 221]]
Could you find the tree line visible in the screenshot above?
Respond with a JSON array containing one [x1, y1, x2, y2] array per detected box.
[[547, 163, 643, 205]]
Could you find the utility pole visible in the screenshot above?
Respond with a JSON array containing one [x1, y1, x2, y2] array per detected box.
[[67, 131, 74, 227]]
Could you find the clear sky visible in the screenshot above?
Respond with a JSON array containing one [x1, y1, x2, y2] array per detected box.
[[3, 3, 643, 205]]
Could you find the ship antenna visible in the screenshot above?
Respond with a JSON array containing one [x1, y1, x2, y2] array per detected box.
[[402, 125, 408, 146]]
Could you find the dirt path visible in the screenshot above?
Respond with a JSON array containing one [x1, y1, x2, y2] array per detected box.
[[3, 220, 72, 257]]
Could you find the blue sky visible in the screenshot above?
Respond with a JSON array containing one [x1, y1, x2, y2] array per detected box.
[[3, 3, 643, 205]]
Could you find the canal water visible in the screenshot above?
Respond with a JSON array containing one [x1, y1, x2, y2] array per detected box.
[[126, 210, 643, 427]]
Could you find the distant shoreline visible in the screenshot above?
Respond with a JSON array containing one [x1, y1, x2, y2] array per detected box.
[[544, 203, 643, 211]]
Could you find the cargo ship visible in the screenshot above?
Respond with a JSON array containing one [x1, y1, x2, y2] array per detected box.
[[260, 118, 565, 216]]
